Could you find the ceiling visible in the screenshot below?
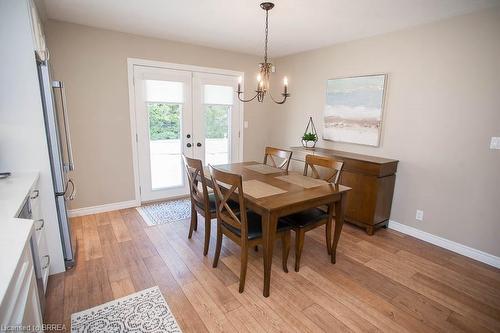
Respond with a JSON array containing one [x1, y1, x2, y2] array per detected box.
[[42, 0, 499, 57]]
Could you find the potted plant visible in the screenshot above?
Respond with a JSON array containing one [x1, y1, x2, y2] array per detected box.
[[302, 132, 318, 148], [301, 117, 318, 149]]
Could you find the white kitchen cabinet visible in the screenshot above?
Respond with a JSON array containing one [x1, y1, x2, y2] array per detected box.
[[0, 173, 47, 330], [0, 221, 43, 331], [28, 0, 48, 61], [29, 180, 51, 293]]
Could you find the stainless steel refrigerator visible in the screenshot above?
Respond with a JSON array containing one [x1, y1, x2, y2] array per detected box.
[[36, 54, 76, 269]]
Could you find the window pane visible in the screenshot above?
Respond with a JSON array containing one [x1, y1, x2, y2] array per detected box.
[[145, 80, 183, 103], [204, 105, 230, 165], [204, 85, 233, 105], [148, 103, 183, 189]]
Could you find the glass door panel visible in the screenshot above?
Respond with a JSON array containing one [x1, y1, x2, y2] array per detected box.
[[135, 67, 192, 202], [204, 104, 230, 165], [193, 74, 240, 166], [203, 84, 233, 165], [147, 102, 183, 189]]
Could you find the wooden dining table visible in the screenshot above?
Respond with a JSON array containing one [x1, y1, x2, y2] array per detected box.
[[203, 161, 351, 297]]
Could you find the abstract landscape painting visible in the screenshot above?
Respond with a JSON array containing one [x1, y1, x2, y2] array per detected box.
[[324, 74, 387, 146]]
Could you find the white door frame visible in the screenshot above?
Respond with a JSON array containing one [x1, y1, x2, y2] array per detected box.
[[127, 58, 245, 204]]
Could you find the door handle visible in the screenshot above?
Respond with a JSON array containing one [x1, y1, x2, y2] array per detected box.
[[187, 143, 192, 148], [197, 142, 202, 147]]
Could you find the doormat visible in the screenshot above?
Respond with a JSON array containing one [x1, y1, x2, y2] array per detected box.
[[136, 199, 191, 226]]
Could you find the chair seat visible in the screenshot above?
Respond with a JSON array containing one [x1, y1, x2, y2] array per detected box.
[[194, 192, 216, 213], [282, 208, 329, 228], [223, 211, 291, 240], [194, 193, 239, 214]]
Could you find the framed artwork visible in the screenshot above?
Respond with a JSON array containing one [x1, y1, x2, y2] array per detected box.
[[323, 74, 387, 147]]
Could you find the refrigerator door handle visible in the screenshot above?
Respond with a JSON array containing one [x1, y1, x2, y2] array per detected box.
[[56, 178, 75, 200], [52, 81, 75, 171], [67, 179, 76, 201]]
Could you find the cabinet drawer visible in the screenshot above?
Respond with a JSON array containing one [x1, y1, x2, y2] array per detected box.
[[29, 184, 41, 221], [29, 181, 47, 253], [0, 244, 35, 325], [32, 218, 45, 247], [37, 234, 50, 292]]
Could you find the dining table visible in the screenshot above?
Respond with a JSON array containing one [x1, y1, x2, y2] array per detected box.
[[202, 161, 351, 297]]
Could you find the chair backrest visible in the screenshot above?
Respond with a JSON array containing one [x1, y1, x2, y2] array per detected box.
[[182, 155, 210, 211], [209, 165, 249, 239], [303, 154, 344, 184], [263, 146, 293, 171]]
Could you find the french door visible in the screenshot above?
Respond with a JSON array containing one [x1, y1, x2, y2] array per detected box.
[[134, 65, 241, 202]]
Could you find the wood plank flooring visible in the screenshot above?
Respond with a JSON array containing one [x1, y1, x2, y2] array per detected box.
[[44, 208, 500, 332]]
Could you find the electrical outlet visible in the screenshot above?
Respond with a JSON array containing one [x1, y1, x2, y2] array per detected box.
[[490, 137, 500, 149], [416, 210, 424, 221]]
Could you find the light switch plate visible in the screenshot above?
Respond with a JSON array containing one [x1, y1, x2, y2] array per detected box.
[[244, 121, 249, 128], [416, 210, 424, 221], [490, 137, 500, 149]]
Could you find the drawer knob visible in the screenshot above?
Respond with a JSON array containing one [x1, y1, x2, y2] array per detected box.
[[42, 255, 50, 270], [30, 190, 39, 199], [35, 219, 44, 231]]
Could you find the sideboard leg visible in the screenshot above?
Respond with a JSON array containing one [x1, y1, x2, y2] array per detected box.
[[366, 226, 374, 235]]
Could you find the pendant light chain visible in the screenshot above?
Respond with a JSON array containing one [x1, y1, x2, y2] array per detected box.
[[264, 8, 269, 65]]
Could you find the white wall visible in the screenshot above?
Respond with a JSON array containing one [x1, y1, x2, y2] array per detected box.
[[270, 7, 500, 256], [0, 0, 65, 273]]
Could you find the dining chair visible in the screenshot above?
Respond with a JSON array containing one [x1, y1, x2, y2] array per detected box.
[[263, 146, 293, 171], [209, 165, 292, 293], [282, 154, 344, 272], [182, 155, 215, 256]]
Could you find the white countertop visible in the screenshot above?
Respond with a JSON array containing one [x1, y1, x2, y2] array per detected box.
[[0, 218, 34, 305], [0, 171, 39, 219], [0, 172, 39, 306]]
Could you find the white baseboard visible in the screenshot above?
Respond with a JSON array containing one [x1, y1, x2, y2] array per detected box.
[[389, 220, 500, 268], [68, 200, 139, 217]]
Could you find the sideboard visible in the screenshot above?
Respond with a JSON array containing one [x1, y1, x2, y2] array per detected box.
[[289, 147, 399, 235]]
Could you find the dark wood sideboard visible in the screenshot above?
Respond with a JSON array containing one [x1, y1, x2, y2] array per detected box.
[[289, 147, 399, 235]]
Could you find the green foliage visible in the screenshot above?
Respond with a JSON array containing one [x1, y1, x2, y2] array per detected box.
[[148, 103, 230, 141], [302, 132, 318, 141], [148, 103, 180, 140], [205, 105, 229, 139]]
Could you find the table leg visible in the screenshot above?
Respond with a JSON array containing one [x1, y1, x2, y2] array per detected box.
[[332, 192, 347, 264], [262, 211, 277, 297]]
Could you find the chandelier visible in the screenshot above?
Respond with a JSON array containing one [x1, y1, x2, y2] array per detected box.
[[237, 2, 289, 104]]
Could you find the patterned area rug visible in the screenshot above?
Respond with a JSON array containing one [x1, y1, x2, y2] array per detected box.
[[136, 199, 191, 226], [71, 286, 182, 333]]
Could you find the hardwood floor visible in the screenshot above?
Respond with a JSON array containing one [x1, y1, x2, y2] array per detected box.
[[44, 208, 500, 332]]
